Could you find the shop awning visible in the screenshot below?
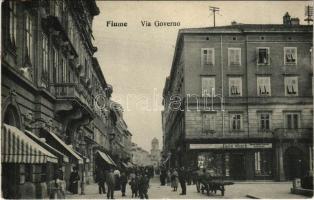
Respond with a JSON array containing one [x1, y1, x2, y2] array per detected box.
[[1, 124, 58, 164], [42, 130, 83, 164], [97, 151, 116, 166], [24, 130, 69, 163]]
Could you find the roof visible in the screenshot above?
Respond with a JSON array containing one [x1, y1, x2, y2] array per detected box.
[[179, 24, 313, 34]]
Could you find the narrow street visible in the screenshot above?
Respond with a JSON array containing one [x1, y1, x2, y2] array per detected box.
[[67, 176, 307, 199]]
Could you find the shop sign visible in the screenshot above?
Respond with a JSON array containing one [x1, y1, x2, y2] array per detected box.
[[190, 143, 272, 149]]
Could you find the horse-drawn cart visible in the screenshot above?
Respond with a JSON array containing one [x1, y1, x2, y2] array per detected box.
[[200, 179, 234, 196]]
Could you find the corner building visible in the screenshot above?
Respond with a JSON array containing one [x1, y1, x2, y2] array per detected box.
[[162, 16, 313, 181]]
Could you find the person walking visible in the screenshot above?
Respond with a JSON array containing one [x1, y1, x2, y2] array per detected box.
[[69, 167, 80, 194], [120, 171, 128, 197], [178, 167, 187, 195], [106, 169, 116, 199], [129, 172, 139, 198], [138, 172, 149, 199], [171, 169, 179, 192], [96, 168, 106, 194]]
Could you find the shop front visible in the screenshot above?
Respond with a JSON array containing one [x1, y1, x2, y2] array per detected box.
[[1, 124, 59, 199], [188, 142, 273, 180]]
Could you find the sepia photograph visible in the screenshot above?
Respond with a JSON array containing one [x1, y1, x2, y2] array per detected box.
[[1, 0, 313, 199]]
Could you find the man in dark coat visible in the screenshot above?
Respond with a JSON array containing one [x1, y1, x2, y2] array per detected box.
[[120, 171, 128, 196], [178, 167, 187, 195], [138, 172, 149, 199], [106, 169, 116, 199], [96, 168, 106, 194], [69, 167, 80, 194]]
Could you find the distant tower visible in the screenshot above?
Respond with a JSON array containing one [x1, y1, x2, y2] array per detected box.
[[151, 137, 159, 151]]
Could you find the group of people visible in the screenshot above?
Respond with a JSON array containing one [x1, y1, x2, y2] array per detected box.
[[95, 167, 151, 199], [159, 166, 188, 195]]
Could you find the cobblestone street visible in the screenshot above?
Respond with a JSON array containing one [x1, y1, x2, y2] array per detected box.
[[66, 176, 307, 199]]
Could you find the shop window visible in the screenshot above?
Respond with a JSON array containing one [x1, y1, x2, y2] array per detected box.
[[257, 77, 271, 96], [229, 77, 242, 96], [254, 151, 272, 176], [259, 113, 271, 131], [202, 113, 216, 132], [198, 153, 224, 176], [230, 113, 242, 131], [225, 153, 230, 177], [284, 76, 298, 96], [284, 47, 297, 65], [228, 48, 241, 66], [201, 48, 215, 66], [257, 47, 270, 65], [285, 112, 300, 129], [201, 77, 215, 97]]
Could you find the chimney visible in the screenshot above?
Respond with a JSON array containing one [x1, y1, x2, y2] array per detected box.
[[290, 18, 300, 25], [283, 12, 291, 25]]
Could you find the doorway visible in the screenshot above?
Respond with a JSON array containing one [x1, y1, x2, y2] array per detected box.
[[229, 153, 245, 180], [284, 147, 307, 180]]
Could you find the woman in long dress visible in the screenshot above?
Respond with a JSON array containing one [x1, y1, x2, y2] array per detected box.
[[171, 169, 179, 191]]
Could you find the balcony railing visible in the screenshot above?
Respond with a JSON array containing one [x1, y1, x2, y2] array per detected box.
[[52, 83, 93, 111], [273, 128, 313, 139]]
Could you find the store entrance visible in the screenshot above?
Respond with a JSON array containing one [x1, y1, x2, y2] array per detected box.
[[284, 147, 307, 180], [229, 153, 245, 180]]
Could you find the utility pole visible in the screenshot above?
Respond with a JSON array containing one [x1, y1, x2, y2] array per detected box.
[[209, 6, 220, 27], [305, 5, 313, 25]]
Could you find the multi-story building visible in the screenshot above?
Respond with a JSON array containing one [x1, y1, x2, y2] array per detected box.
[[1, 0, 131, 198], [162, 13, 313, 181], [131, 143, 153, 166]]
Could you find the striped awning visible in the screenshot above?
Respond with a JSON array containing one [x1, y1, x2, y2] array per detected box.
[[97, 151, 117, 166], [1, 124, 58, 164]]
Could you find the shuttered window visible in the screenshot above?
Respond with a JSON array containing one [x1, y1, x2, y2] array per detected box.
[[228, 48, 241, 66], [257, 77, 271, 96], [284, 47, 297, 65], [229, 77, 242, 96], [201, 77, 215, 97], [284, 76, 298, 96], [201, 48, 215, 66], [202, 113, 216, 132]]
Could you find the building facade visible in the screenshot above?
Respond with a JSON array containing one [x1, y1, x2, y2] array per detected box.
[[131, 143, 153, 167], [162, 14, 313, 181], [1, 0, 131, 198]]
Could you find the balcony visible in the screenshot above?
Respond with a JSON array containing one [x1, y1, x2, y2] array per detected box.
[[273, 128, 313, 140]]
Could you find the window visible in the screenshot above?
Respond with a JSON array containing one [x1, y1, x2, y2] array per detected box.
[[228, 48, 241, 66], [25, 13, 33, 64], [201, 77, 215, 97], [259, 113, 271, 131], [61, 58, 67, 83], [52, 48, 58, 83], [9, 1, 17, 46], [42, 34, 49, 86], [284, 47, 297, 65], [257, 48, 270, 65], [230, 113, 242, 130], [285, 112, 300, 129], [229, 77, 242, 96], [202, 113, 216, 132], [201, 48, 215, 66], [284, 76, 298, 96], [257, 77, 271, 96]]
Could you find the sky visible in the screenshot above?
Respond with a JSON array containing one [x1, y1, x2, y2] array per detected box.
[[93, 1, 312, 151]]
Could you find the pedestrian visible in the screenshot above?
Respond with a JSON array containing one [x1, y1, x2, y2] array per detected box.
[[160, 167, 166, 186], [166, 170, 171, 186], [96, 167, 106, 194], [171, 168, 179, 191], [129, 172, 139, 198], [106, 169, 115, 199], [138, 172, 149, 199], [178, 167, 187, 195], [195, 168, 204, 193], [69, 167, 80, 194], [114, 168, 121, 191], [120, 171, 128, 197]]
